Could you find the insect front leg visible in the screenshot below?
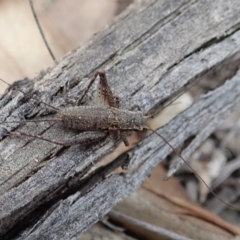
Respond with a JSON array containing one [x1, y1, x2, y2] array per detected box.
[[110, 130, 129, 147], [119, 131, 129, 146]]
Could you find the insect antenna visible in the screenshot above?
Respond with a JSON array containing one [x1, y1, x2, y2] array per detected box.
[[0, 77, 60, 112], [29, 0, 56, 62], [147, 126, 240, 211], [0, 76, 62, 127]]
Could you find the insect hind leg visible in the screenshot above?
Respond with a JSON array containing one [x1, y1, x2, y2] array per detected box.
[[76, 70, 102, 106], [11, 130, 108, 148], [77, 69, 120, 109]]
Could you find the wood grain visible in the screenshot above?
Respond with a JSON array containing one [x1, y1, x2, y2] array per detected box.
[[1, 0, 240, 239]]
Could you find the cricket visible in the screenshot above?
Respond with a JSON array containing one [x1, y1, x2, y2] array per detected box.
[[1, 0, 240, 238], [1, 69, 147, 148]]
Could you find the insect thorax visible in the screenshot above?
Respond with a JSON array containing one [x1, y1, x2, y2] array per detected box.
[[108, 108, 146, 131]]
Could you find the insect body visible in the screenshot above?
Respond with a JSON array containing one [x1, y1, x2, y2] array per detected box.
[[61, 106, 146, 131], [7, 70, 147, 148]]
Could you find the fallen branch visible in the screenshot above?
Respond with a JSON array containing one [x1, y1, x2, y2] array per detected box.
[[1, 0, 240, 239]]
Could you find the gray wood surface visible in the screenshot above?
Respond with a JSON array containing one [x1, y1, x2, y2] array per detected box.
[[1, 0, 240, 239]]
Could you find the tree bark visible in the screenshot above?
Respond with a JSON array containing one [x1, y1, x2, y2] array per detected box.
[[1, 0, 240, 239]]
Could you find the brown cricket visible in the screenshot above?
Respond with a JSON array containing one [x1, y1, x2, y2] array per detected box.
[[3, 69, 148, 148]]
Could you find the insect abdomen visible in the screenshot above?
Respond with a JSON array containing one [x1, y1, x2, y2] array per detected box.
[[60, 106, 110, 130], [60, 106, 146, 131]]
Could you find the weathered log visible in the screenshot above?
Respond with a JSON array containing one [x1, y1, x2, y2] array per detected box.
[[1, 0, 240, 239]]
